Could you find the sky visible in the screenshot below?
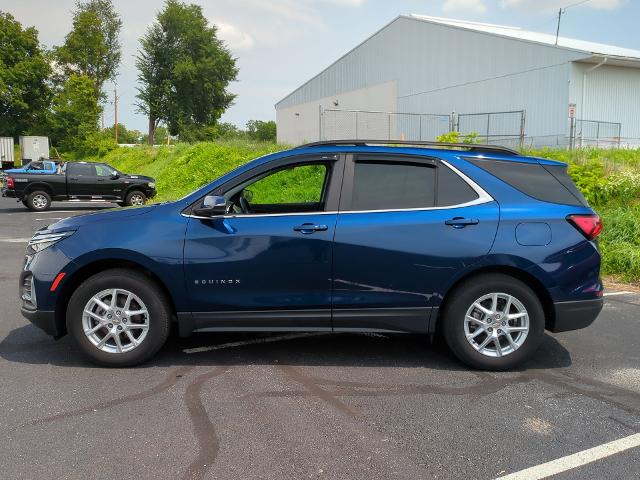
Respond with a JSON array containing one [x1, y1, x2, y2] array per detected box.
[[2, 0, 638, 133]]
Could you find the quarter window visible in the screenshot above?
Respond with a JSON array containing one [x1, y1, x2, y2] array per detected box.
[[437, 162, 479, 207], [351, 161, 436, 210]]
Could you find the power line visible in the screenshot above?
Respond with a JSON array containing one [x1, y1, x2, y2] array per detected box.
[[563, 0, 594, 10], [555, 0, 594, 45]]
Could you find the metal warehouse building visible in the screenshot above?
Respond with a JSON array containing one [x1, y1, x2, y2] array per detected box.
[[276, 15, 640, 147]]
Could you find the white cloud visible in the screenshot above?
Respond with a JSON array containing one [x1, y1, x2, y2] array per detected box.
[[319, 0, 366, 5], [215, 22, 255, 51], [442, 0, 487, 14], [501, 0, 626, 12]]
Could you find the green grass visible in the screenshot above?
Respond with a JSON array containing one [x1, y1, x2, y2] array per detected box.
[[89, 140, 284, 202], [90, 141, 640, 284]]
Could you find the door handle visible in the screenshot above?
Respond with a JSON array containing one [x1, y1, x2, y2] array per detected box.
[[445, 217, 479, 228], [293, 223, 328, 234], [69, 177, 79, 181], [97, 178, 105, 182]]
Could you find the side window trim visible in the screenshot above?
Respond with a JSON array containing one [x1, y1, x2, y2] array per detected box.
[[339, 155, 493, 214]]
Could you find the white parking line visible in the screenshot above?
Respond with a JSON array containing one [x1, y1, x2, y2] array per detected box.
[[183, 332, 329, 354], [0, 237, 30, 243], [497, 432, 640, 480], [604, 291, 633, 297], [36, 217, 64, 221]]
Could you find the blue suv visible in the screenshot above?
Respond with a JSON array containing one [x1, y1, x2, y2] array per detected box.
[[19, 141, 603, 370]]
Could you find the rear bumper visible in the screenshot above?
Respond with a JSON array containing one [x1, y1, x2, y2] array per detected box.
[[2, 188, 16, 198], [21, 307, 60, 337], [550, 298, 603, 333]]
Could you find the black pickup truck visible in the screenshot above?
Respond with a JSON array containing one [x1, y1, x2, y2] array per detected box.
[[2, 161, 156, 211]]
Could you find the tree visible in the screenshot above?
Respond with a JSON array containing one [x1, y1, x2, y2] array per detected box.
[[0, 13, 52, 138], [136, 0, 238, 144], [55, 0, 122, 96], [246, 120, 276, 142], [103, 123, 143, 144], [49, 74, 101, 152]]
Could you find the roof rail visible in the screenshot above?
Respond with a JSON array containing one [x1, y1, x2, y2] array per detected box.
[[296, 139, 520, 155]]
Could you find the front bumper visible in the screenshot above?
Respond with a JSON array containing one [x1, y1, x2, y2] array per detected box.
[[550, 298, 603, 332], [21, 307, 60, 337]]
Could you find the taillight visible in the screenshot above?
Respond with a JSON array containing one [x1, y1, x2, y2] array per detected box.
[[567, 214, 602, 240], [7, 176, 14, 189]]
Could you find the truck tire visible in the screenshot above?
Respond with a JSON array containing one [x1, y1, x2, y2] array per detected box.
[[125, 190, 147, 207], [26, 190, 52, 211]]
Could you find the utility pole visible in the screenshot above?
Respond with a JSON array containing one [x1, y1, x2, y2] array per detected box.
[[555, 8, 563, 45], [113, 87, 119, 144]]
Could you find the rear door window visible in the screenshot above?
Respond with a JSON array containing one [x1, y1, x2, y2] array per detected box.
[[465, 157, 586, 206], [67, 163, 97, 177], [350, 160, 436, 210]]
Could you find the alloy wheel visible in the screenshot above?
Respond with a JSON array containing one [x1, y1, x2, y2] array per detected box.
[[32, 194, 47, 209], [82, 288, 150, 353], [463, 292, 529, 357], [130, 194, 144, 206]]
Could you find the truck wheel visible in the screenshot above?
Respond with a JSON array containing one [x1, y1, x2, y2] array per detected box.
[[125, 190, 147, 206], [26, 191, 51, 211], [66, 269, 171, 367], [442, 273, 545, 371]]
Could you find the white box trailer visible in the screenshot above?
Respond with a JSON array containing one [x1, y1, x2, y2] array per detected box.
[[19, 136, 49, 162], [0, 137, 15, 170]]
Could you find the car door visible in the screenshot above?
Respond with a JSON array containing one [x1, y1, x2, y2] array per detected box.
[[331, 153, 500, 333], [66, 163, 98, 198], [94, 163, 122, 199], [182, 153, 344, 331]]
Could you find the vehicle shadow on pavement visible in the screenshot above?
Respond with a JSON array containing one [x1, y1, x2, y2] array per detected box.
[[0, 324, 572, 372]]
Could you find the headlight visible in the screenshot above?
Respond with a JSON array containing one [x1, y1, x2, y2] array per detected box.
[[148, 182, 156, 188], [27, 231, 75, 254]]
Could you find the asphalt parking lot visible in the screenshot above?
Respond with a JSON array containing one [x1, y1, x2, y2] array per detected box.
[[0, 195, 638, 480]]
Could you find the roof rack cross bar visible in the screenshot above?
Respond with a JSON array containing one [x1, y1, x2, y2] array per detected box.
[[296, 139, 519, 155]]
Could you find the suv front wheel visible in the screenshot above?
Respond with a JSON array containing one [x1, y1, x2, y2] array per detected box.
[[67, 269, 171, 367], [442, 273, 545, 370]]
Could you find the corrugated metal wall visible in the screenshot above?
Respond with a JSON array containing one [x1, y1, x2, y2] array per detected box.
[[570, 62, 640, 141], [276, 16, 602, 143]]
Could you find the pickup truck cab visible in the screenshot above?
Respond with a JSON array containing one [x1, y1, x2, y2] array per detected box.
[[2, 161, 156, 211], [19, 141, 603, 370], [4, 160, 58, 175]]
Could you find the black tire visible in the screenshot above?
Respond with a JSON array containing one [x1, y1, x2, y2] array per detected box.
[[26, 190, 51, 211], [66, 269, 171, 367], [125, 190, 147, 207], [442, 273, 545, 371]]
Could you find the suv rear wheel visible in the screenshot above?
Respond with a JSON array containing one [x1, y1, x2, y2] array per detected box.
[[26, 190, 51, 211], [67, 269, 171, 367], [442, 273, 544, 370]]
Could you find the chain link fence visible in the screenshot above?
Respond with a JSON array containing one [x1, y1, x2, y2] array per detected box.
[[455, 110, 526, 147], [320, 108, 525, 145], [320, 109, 452, 142], [569, 119, 622, 148], [319, 108, 629, 150]]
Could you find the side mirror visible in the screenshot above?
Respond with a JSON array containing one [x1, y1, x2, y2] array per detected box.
[[110, 173, 120, 179], [193, 195, 228, 217]]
